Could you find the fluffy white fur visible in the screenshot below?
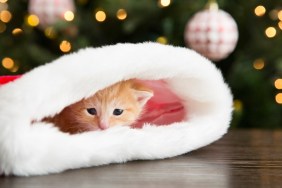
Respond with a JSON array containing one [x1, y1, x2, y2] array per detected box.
[[0, 42, 233, 176]]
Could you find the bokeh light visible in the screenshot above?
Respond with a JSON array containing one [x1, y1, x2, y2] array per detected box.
[[254, 5, 266, 17], [158, 0, 171, 7], [60, 40, 71, 53], [233, 100, 243, 112], [27, 14, 39, 27], [274, 79, 282, 89], [156, 36, 168, 44], [279, 21, 282, 30], [0, 10, 12, 23], [10, 65, 19, 73], [253, 59, 265, 70], [116, 9, 127, 20], [2, 57, 14, 69], [278, 10, 282, 21], [265, 27, 276, 38], [95, 10, 106, 22], [12, 28, 23, 35], [44, 27, 57, 39], [275, 93, 282, 104], [64, 11, 74, 21]]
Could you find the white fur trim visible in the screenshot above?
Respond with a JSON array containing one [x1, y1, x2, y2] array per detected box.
[[0, 42, 233, 176]]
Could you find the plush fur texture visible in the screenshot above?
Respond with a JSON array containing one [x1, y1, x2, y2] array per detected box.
[[0, 42, 233, 176]]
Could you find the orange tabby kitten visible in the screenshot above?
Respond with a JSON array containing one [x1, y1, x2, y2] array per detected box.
[[44, 79, 153, 134]]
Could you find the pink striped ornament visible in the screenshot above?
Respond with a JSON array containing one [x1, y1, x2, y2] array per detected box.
[[184, 9, 238, 61]]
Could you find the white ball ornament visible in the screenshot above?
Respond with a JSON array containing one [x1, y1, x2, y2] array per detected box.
[[184, 2, 238, 61], [28, 0, 75, 29]]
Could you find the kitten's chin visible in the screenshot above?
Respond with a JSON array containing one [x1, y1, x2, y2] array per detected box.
[[81, 124, 100, 132]]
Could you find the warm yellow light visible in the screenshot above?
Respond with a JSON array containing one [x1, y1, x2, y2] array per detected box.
[[279, 21, 282, 30], [64, 11, 74, 21], [12, 28, 23, 35], [274, 79, 282, 89], [253, 59, 265, 70], [156, 36, 168, 44], [265, 27, 276, 38], [0, 22, 6, 33], [2, 57, 14, 69], [275, 93, 282, 104], [27, 14, 39, 27], [233, 100, 243, 112], [158, 0, 171, 7], [254, 5, 266, 17], [60, 40, 71, 53], [44, 27, 56, 39], [0, 0, 8, 3], [0, 10, 12, 23], [95, 10, 106, 22], [116, 9, 127, 20], [10, 64, 19, 73], [278, 10, 282, 21]]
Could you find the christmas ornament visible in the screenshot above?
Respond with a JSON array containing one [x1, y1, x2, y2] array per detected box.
[[28, 0, 75, 29], [184, 0, 238, 61]]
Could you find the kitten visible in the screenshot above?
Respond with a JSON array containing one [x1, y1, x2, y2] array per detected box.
[[44, 79, 153, 134]]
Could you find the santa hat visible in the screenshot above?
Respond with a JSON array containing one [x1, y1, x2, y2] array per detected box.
[[0, 75, 21, 85], [0, 42, 233, 176]]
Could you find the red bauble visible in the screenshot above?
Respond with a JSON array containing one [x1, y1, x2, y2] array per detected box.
[[184, 8, 238, 61]]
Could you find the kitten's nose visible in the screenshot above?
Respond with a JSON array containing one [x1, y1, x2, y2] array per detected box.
[[99, 121, 108, 130]]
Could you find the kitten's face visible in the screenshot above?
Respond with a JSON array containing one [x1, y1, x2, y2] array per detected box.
[[65, 80, 153, 131]]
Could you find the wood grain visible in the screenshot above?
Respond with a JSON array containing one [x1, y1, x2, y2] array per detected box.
[[1, 130, 282, 188]]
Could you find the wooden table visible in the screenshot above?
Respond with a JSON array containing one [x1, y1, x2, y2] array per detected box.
[[1, 130, 282, 188]]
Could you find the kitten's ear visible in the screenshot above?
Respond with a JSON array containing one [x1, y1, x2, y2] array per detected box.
[[134, 90, 153, 107]]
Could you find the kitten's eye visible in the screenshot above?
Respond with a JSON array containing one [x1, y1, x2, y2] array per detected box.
[[113, 109, 123, 116], [87, 108, 97, 115]]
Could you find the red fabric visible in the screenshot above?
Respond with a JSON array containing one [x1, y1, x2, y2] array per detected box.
[[133, 80, 186, 128], [0, 75, 21, 85]]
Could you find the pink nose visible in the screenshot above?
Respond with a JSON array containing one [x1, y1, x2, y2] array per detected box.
[[99, 122, 108, 130]]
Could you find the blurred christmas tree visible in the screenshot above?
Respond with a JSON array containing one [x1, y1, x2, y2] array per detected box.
[[0, 0, 281, 128]]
